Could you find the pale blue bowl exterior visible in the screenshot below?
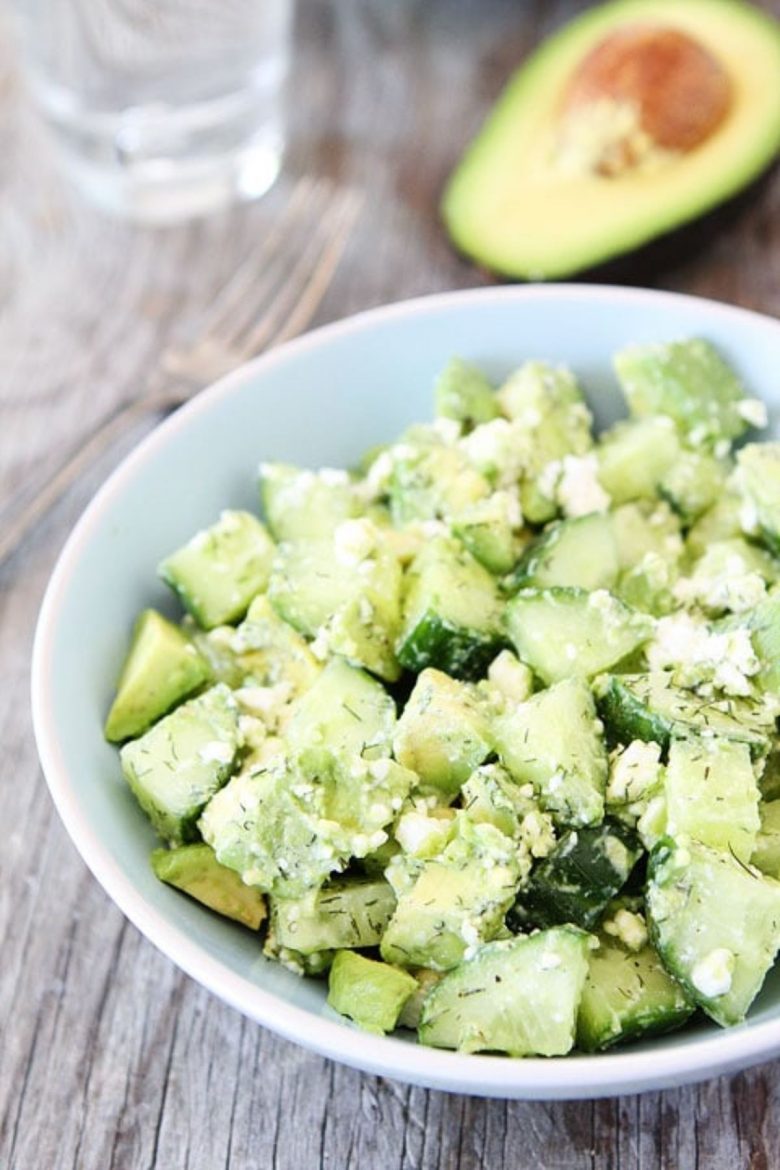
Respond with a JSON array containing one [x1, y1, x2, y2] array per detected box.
[[32, 286, 780, 1098]]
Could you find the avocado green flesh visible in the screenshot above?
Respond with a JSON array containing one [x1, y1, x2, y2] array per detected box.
[[443, 0, 780, 279], [152, 844, 267, 929]]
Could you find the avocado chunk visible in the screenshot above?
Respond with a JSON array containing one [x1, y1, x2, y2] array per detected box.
[[327, 951, 418, 1034], [615, 339, 753, 449], [442, 0, 780, 279], [393, 668, 493, 798], [159, 510, 276, 629], [104, 609, 210, 743], [151, 843, 266, 929], [434, 357, 500, 429], [120, 683, 242, 844], [419, 927, 592, 1056]]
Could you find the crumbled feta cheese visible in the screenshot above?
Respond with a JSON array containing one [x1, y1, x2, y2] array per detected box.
[[487, 650, 533, 704], [395, 811, 448, 857], [556, 453, 611, 518], [691, 948, 735, 999], [432, 417, 462, 445], [333, 518, 377, 566], [198, 740, 234, 765], [318, 467, 350, 487], [608, 741, 662, 806], [647, 613, 759, 696], [738, 398, 768, 429], [603, 908, 648, 952]]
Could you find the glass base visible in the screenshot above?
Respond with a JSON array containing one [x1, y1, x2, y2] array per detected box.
[[56, 133, 283, 225]]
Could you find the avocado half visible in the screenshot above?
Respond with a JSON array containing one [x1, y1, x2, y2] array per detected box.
[[442, 0, 780, 280]]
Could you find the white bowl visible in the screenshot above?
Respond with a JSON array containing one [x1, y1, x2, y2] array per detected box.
[[32, 284, 780, 1098]]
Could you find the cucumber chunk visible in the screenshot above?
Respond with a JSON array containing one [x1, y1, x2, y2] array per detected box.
[[397, 536, 505, 680], [508, 513, 618, 593], [327, 951, 418, 1034], [434, 357, 500, 429], [268, 520, 403, 681], [418, 927, 592, 1056], [577, 930, 694, 1052], [393, 668, 493, 798], [659, 450, 730, 524], [647, 837, 780, 1026], [389, 444, 490, 527], [230, 595, 321, 694], [752, 800, 780, 877], [159, 510, 275, 629], [505, 587, 653, 684], [736, 444, 780, 555], [679, 538, 776, 616], [595, 672, 772, 760], [259, 463, 363, 542], [717, 590, 780, 695], [120, 683, 242, 844], [451, 491, 521, 575], [597, 418, 680, 505], [664, 737, 760, 862], [271, 877, 396, 954], [494, 677, 607, 828], [497, 361, 594, 524], [105, 609, 210, 743], [151, 843, 266, 929], [509, 819, 642, 932], [614, 339, 750, 449], [686, 493, 744, 559], [285, 658, 396, 778]]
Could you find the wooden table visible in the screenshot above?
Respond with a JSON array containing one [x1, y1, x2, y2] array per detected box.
[[2, 2, 780, 1166]]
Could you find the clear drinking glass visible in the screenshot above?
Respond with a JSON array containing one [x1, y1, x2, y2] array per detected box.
[[12, 0, 292, 224]]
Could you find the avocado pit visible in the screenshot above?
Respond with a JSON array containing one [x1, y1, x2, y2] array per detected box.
[[557, 25, 732, 177]]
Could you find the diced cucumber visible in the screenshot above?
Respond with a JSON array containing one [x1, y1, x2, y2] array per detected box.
[[614, 338, 750, 448], [159, 510, 275, 629], [505, 587, 653, 684], [285, 658, 395, 778], [497, 361, 594, 524], [486, 650, 534, 705], [451, 491, 521, 575], [231, 595, 321, 694], [737, 443, 780, 556], [679, 538, 776, 616], [259, 463, 363, 541], [434, 357, 500, 429], [595, 672, 772, 760], [508, 513, 618, 593], [393, 668, 493, 798], [577, 932, 694, 1052], [327, 951, 418, 1034], [659, 450, 730, 524], [752, 800, 780, 877], [397, 536, 505, 680], [151, 843, 266, 929], [597, 418, 680, 504], [105, 609, 210, 743], [389, 444, 490, 526], [610, 502, 683, 570], [380, 817, 520, 970], [509, 819, 642, 932], [664, 737, 760, 863], [268, 521, 403, 681], [271, 877, 396, 954], [461, 763, 551, 851], [686, 493, 743, 559], [418, 927, 592, 1056], [717, 590, 780, 695], [494, 677, 607, 828], [120, 683, 242, 844], [647, 837, 780, 1026]]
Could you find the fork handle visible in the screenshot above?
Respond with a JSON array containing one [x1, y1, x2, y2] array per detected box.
[[0, 385, 188, 566]]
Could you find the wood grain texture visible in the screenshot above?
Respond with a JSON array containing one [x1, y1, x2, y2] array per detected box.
[[2, 1, 780, 1167]]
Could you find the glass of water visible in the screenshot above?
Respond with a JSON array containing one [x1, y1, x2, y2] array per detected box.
[[12, 0, 292, 224]]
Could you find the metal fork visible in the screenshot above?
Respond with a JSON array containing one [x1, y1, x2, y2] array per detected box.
[[0, 177, 363, 565]]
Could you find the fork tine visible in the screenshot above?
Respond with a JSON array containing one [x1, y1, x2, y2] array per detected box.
[[169, 176, 324, 352], [237, 187, 364, 358]]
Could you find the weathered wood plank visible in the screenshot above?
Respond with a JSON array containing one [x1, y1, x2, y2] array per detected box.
[[3, 1, 780, 1167]]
